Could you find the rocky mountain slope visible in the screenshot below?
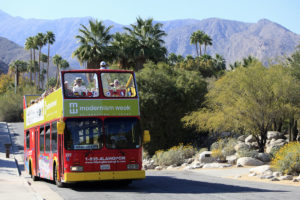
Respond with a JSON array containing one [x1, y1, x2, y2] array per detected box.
[[0, 9, 299, 68]]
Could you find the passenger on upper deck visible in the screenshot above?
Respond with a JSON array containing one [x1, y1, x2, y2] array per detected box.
[[73, 77, 87, 96], [64, 81, 73, 96], [100, 61, 108, 69]]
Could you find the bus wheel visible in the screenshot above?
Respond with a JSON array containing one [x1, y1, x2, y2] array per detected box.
[[54, 164, 64, 187], [29, 162, 38, 181]]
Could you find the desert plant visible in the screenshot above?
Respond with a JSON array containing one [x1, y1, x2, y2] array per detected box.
[[152, 144, 196, 166], [237, 146, 258, 158], [271, 142, 300, 175]]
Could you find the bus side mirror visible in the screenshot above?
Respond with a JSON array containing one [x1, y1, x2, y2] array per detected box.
[[57, 121, 65, 135], [143, 130, 150, 144]]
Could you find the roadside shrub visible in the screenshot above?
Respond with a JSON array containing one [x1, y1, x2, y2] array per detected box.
[[210, 138, 238, 159], [198, 147, 208, 154], [271, 142, 300, 175], [237, 146, 258, 158], [269, 146, 281, 159], [152, 144, 196, 166]]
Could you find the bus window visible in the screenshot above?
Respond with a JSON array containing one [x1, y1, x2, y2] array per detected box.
[[51, 121, 57, 153], [104, 118, 141, 149], [64, 118, 103, 150], [45, 125, 50, 153], [40, 126, 45, 153], [26, 130, 30, 149], [63, 72, 99, 98], [101, 72, 137, 97]]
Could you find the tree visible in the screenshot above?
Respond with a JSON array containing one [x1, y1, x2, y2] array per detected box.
[[45, 31, 55, 83], [124, 17, 167, 70], [202, 34, 212, 55], [35, 33, 46, 89], [111, 32, 133, 69], [24, 36, 34, 82], [53, 54, 69, 87], [183, 63, 300, 152], [136, 62, 207, 154], [167, 53, 178, 66], [9, 60, 28, 93], [190, 32, 200, 57], [73, 19, 113, 69]]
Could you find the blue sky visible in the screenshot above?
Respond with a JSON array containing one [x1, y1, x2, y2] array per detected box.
[[0, 0, 299, 33]]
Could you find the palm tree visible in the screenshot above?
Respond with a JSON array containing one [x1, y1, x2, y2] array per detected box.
[[53, 54, 62, 78], [9, 60, 28, 93], [53, 55, 69, 87], [24, 37, 34, 82], [168, 53, 178, 66], [41, 54, 48, 88], [124, 17, 167, 69], [36, 33, 46, 89], [32, 36, 39, 86], [73, 19, 113, 69], [45, 31, 55, 83], [111, 32, 133, 69], [196, 30, 205, 56], [202, 34, 212, 55], [190, 32, 199, 57]]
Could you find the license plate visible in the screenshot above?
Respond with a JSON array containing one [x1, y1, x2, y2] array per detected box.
[[100, 164, 110, 170]]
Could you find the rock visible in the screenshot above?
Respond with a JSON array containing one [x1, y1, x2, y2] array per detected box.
[[155, 166, 163, 170], [235, 175, 242, 179], [181, 163, 189, 167], [245, 135, 256, 144], [190, 162, 203, 169], [166, 165, 176, 170], [248, 173, 257, 177], [279, 175, 293, 180], [202, 163, 232, 168], [293, 179, 299, 182], [143, 159, 156, 170], [249, 142, 259, 148], [238, 135, 246, 142], [186, 158, 194, 164], [271, 178, 280, 181], [234, 143, 249, 151], [226, 155, 238, 164], [237, 157, 264, 166], [249, 165, 271, 175], [257, 153, 271, 162], [198, 151, 216, 163], [260, 175, 274, 179], [273, 172, 282, 177], [237, 163, 243, 167], [267, 131, 284, 140]]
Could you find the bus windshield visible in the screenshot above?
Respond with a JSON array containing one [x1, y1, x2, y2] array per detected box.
[[63, 72, 99, 98], [101, 72, 137, 97], [64, 118, 103, 150], [105, 118, 141, 149]]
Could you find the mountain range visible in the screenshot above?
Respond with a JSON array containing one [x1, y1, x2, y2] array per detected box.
[[0, 9, 299, 73]]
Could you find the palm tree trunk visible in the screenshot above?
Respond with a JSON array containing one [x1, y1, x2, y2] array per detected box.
[[195, 44, 199, 57], [47, 43, 50, 84], [199, 43, 202, 56], [204, 44, 207, 55], [33, 49, 36, 86], [38, 48, 41, 89], [30, 49, 33, 82]]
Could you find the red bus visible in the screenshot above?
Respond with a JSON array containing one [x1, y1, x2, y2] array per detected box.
[[23, 69, 150, 187]]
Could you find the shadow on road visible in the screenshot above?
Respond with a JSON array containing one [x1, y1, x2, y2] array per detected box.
[[67, 175, 286, 194]]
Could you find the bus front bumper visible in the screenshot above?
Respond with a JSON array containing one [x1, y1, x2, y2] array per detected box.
[[64, 170, 145, 183]]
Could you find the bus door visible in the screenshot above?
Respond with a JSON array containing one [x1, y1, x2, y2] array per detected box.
[[34, 128, 39, 176], [57, 133, 64, 179]]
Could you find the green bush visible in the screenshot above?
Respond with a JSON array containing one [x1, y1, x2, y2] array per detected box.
[[269, 146, 281, 159], [211, 138, 238, 158], [237, 146, 258, 158], [153, 144, 196, 166], [271, 142, 300, 175]]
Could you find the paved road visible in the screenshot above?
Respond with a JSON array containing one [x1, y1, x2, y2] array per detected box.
[[7, 123, 300, 200]]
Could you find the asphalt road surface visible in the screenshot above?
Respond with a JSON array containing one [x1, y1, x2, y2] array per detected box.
[[8, 122, 300, 200]]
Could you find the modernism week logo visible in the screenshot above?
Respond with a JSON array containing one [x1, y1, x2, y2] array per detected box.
[[69, 103, 78, 114]]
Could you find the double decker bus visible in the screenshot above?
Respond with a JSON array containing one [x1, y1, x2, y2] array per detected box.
[[23, 69, 150, 187]]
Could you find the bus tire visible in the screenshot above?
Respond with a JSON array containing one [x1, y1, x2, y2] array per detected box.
[[53, 164, 64, 187], [29, 162, 38, 181]]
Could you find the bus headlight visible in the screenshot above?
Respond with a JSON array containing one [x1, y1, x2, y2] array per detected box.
[[127, 164, 139, 170], [70, 166, 83, 172]]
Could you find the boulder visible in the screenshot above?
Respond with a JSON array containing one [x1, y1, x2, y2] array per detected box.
[[273, 171, 282, 177], [279, 175, 293, 180], [202, 163, 232, 168], [257, 153, 271, 162], [226, 155, 238, 164], [198, 151, 216, 163], [185, 158, 194, 164], [234, 143, 249, 151], [245, 135, 256, 144], [237, 157, 264, 166], [249, 165, 271, 175], [267, 131, 284, 140], [155, 166, 163, 170], [238, 135, 246, 142]]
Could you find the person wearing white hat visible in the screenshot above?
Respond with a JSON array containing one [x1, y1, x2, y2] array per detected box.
[[100, 61, 108, 69], [72, 77, 87, 96]]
